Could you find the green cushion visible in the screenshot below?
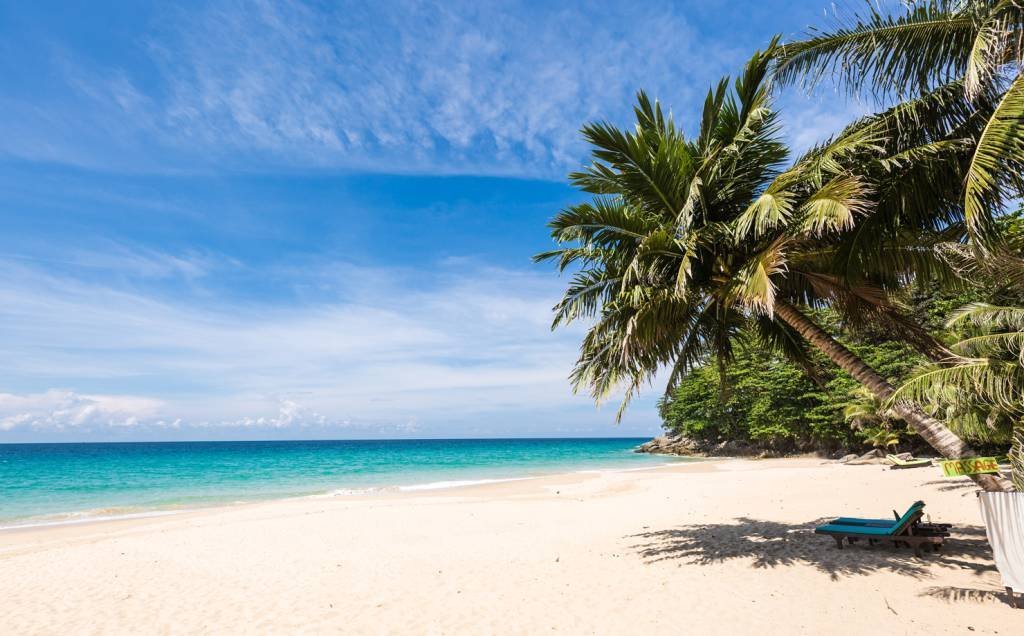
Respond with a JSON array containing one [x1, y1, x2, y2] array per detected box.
[[833, 517, 895, 527], [891, 501, 925, 533], [815, 523, 894, 536], [817, 501, 925, 536]]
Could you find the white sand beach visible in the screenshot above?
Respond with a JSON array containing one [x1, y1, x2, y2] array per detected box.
[[1, 458, 1016, 634]]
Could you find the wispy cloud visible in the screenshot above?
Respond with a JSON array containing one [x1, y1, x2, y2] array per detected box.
[[8, 242, 221, 282], [0, 0, 740, 177], [777, 93, 872, 156]]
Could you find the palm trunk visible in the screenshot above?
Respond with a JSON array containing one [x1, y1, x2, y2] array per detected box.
[[774, 300, 1015, 492]]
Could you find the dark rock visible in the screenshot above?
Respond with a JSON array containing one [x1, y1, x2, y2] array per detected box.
[[634, 434, 704, 456], [637, 435, 868, 459], [844, 448, 889, 465]]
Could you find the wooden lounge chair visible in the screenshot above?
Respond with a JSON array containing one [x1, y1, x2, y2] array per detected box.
[[815, 501, 949, 556], [886, 454, 932, 469]]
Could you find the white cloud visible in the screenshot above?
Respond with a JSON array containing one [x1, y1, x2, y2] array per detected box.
[[0, 256, 660, 439], [0, 390, 164, 432]]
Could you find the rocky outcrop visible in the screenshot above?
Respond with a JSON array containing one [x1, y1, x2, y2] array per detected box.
[[840, 448, 887, 465], [638, 435, 939, 462], [839, 449, 921, 465], [635, 435, 770, 457], [635, 434, 702, 456]]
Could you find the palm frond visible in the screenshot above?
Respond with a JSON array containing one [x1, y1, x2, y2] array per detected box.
[[964, 72, 1024, 249], [732, 237, 789, 314], [1010, 426, 1024, 490], [891, 357, 1024, 412], [948, 302, 1024, 330], [935, 241, 1024, 289], [735, 190, 796, 239], [774, 1, 980, 97], [796, 175, 871, 236]]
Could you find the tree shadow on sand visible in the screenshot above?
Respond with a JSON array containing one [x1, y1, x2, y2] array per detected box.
[[626, 518, 996, 582], [921, 478, 983, 495], [921, 585, 1020, 608]]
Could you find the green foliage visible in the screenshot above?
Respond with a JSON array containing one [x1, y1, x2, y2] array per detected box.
[[1011, 428, 1024, 491], [774, 0, 1024, 249], [540, 7, 1024, 487], [893, 303, 1024, 436], [538, 40, 961, 423], [892, 212, 1024, 455], [658, 340, 820, 450], [861, 427, 902, 450], [658, 324, 927, 452]]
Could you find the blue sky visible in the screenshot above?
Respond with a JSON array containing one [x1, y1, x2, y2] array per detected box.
[[0, 0, 859, 441]]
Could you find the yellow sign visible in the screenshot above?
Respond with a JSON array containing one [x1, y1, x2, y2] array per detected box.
[[940, 457, 1001, 477]]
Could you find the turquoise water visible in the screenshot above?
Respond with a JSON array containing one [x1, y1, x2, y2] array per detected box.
[[0, 438, 677, 526]]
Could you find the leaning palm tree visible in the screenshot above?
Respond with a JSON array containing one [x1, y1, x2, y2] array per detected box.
[[774, 0, 1024, 250], [538, 43, 1015, 490]]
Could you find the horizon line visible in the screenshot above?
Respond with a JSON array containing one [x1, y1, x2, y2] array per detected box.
[[0, 435, 653, 446]]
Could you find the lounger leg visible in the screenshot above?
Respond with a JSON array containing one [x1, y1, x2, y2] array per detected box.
[[833, 536, 844, 550], [1008, 587, 1019, 609]]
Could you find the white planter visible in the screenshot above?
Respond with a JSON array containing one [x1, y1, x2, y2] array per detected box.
[[977, 491, 1024, 606]]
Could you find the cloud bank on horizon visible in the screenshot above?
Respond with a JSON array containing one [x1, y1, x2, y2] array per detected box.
[[0, 254, 634, 440], [0, 0, 855, 440]]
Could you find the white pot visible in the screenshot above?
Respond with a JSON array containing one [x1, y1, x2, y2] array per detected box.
[[977, 491, 1024, 604]]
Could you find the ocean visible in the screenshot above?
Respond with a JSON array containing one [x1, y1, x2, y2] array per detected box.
[[0, 438, 681, 528]]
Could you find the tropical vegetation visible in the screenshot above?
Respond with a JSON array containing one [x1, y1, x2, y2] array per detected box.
[[538, 1, 1024, 491], [657, 318, 928, 454]]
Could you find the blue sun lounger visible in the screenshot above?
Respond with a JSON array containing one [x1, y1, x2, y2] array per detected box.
[[815, 501, 950, 556]]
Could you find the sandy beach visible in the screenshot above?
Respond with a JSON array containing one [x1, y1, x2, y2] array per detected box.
[[1, 458, 1016, 634]]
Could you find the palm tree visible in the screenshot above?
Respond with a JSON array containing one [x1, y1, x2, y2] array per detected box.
[[773, 0, 1024, 250], [538, 43, 1015, 491], [893, 303, 1024, 487]]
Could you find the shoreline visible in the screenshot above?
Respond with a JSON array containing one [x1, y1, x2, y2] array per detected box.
[[0, 437, 679, 529], [0, 458, 695, 533], [3, 457, 1015, 633]]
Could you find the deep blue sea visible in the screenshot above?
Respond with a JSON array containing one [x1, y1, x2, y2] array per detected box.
[[0, 438, 679, 527]]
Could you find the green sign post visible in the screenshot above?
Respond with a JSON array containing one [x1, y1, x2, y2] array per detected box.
[[940, 457, 1001, 477]]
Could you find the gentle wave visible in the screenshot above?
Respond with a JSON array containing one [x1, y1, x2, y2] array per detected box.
[[0, 477, 534, 529], [575, 462, 680, 474], [397, 476, 534, 491], [0, 508, 192, 531]]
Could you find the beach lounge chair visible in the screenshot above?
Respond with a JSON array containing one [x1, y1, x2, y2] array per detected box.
[[833, 503, 953, 534], [815, 501, 950, 556], [886, 454, 932, 469]]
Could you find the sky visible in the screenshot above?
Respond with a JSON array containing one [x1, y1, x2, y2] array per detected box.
[[0, 0, 862, 442]]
